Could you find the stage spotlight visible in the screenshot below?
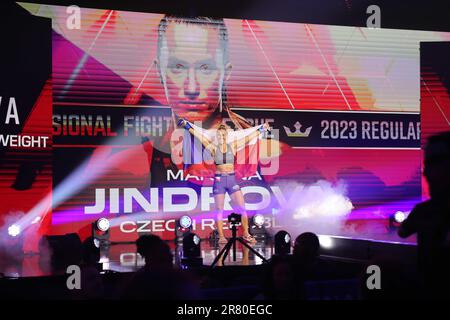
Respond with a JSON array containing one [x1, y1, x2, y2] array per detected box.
[[389, 211, 408, 230], [182, 232, 203, 267], [5, 224, 24, 257], [183, 233, 201, 257], [175, 215, 193, 243], [249, 214, 267, 241], [180, 215, 192, 229], [318, 235, 334, 249], [193, 234, 201, 246], [393, 211, 407, 223], [96, 218, 110, 232], [274, 230, 291, 255], [8, 224, 21, 237], [253, 214, 265, 227], [92, 218, 110, 245]]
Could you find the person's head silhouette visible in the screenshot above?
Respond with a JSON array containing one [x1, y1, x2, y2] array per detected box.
[[136, 234, 173, 269], [293, 232, 320, 262]]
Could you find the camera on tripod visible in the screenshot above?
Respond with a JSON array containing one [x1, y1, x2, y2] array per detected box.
[[228, 213, 242, 225], [211, 212, 268, 267]]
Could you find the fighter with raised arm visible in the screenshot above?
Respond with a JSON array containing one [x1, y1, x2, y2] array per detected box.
[[179, 118, 271, 243]]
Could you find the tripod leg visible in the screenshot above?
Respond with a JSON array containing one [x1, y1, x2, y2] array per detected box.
[[211, 239, 233, 268], [221, 238, 236, 266], [237, 238, 268, 263], [232, 236, 237, 262]]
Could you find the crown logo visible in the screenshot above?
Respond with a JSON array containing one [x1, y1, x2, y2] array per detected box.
[[283, 122, 312, 137]]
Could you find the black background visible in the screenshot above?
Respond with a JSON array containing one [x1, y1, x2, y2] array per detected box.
[[7, 0, 450, 32]]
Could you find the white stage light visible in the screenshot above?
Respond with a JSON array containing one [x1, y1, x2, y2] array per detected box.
[[318, 235, 334, 249], [193, 234, 201, 245], [253, 214, 265, 227], [8, 224, 21, 237], [179, 215, 192, 229], [394, 211, 406, 223], [96, 218, 110, 232], [284, 233, 291, 244]]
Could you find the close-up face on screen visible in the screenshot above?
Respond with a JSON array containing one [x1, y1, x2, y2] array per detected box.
[[0, 0, 449, 305]]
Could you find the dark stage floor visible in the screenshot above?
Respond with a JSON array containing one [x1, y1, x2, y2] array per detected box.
[[102, 240, 273, 273], [1, 240, 274, 277], [1, 235, 417, 277]]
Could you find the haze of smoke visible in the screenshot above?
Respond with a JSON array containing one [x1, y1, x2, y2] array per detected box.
[[271, 179, 354, 238]]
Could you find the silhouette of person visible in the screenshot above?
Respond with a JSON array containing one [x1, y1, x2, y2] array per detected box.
[[398, 131, 450, 298], [258, 255, 298, 300], [121, 234, 201, 299], [136, 234, 173, 270], [293, 232, 333, 280]]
